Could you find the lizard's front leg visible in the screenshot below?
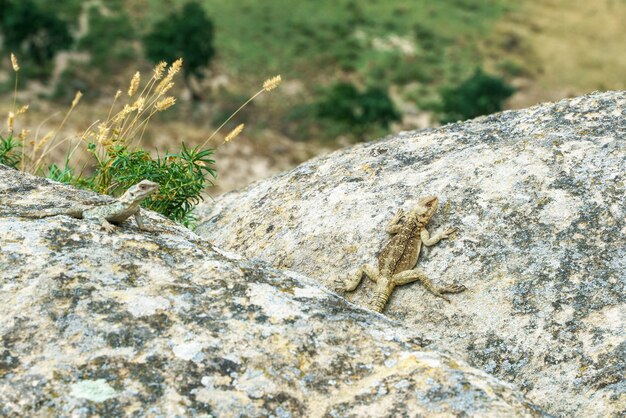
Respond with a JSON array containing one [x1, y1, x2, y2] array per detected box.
[[99, 218, 116, 233], [391, 269, 466, 302], [134, 211, 154, 232], [334, 264, 379, 293], [420, 227, 456, 246], [385, 209, 405, 234]]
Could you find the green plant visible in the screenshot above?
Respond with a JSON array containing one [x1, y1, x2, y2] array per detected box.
[[86, 143, 215, 226], [0, 133, 21, 168], [315, 82, 400, 138], [143, 2, 215, 99], [78, 5, 136, 71], [316, 82, 361, 126], [440, 68, 515, 123], [3, 54, 281, 228], [0, 0, 72, 78], [358, 86, 402, 128]]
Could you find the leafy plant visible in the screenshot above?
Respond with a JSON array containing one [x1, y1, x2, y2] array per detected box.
[[316, 82, 400, 138], [0, 0, 72, 78], [316, 82, 361, 126], [0, 133, 21, 168], [78, 5, 136, 72], [440, 68, 515, 123], [87, 143, 215, 226], [143, 2, 215, 98]]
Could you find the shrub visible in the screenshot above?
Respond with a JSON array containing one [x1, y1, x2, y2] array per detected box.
[[316, 82, 400, 137], [316, 82, 361, 126], [0, 0, 72, 78], [440, 68, 515, 123], [86, 143, 215, 226], [143, 2, 215, 96], [358, 86, 402, 128], [78, 5, 136, 72]]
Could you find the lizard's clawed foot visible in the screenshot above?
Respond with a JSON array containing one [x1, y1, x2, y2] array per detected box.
[[441, 227, 457, 239], [101, 221, 116, 233], [441, 284, 467, 294], [433, 284, 466, 303], [332, 277, 347, 294]]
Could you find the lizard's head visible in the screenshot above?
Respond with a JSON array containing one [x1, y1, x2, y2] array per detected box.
[[119, 180, 159, 204], [412, 196, 439, 221]]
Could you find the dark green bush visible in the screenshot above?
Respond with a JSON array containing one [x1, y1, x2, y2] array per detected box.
[[316, 82, 400, 137], [316, 82, 361, 126], [0, 0, 72, 78], [440, 68, 515, 123], [143, 2, 215, 85], [78, 6, 135, 71]]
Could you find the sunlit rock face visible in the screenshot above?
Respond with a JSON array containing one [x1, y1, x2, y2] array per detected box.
[[0, 167, 546, 416], [197, 91, 626, 417]]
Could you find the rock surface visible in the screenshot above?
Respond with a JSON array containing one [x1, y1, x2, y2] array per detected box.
[[196, 91, 626, 417], [0, 167, 546, 416]]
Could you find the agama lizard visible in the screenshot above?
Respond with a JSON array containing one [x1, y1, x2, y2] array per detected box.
[[334, 196, 466, 313], [21, 179, 159, 232]]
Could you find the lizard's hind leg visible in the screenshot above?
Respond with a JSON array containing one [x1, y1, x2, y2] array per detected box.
[[333, 264, 379, 293], [391, 269, 466, 302]]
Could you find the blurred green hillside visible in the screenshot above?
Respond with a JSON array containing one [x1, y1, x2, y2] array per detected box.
[[1, 0, 625, 192]]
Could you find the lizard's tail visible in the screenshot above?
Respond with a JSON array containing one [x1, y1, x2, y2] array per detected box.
[[370, 290, 390, 313], [20, 207, 84, 219]]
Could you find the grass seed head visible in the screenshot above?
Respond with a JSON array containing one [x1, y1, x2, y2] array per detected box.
[[10, 53, 19, 72], [153, 61, 167, 80], [7, 112, 15, 132], [155, 97, 176, 111], [71, 91, 83, 108], [34, 131, 54, 152], [156, 59, 183, 94], [133, 97, 146, 113], [128, 72, 141, 96], [263, 75, 282, 92], [224, 123, 245, 142], [18, 128, 29, 141]]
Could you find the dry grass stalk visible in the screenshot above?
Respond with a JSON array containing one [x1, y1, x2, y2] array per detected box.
[[224, 124, 245, 143], [200, 74, 282, 149], [128, 72, 141, 97], [155, 97, 176, 111], [34, 131, 54, 152], [153, 61, 167, 80], [18, 129, 29, 141], [156, 59, 182, 94], [10, 53, 19, 72], [7, 112, 15, 132], [263, 75, 282, 92], [71, 91, 83, 108]]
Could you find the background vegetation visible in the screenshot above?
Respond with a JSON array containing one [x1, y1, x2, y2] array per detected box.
[[1, 0, 624, 197]]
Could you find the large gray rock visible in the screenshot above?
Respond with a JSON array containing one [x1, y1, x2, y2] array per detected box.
[[196, 91, 626, 417], [0, 167, 546, 416]]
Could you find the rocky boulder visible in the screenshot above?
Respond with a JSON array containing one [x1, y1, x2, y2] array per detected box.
[[196, 91, 626, 417], [0, 167, 546, 416]]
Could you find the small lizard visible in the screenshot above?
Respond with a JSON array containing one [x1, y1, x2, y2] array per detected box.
[[334, 196, 466, 313], [21, 180, 159, 232]]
